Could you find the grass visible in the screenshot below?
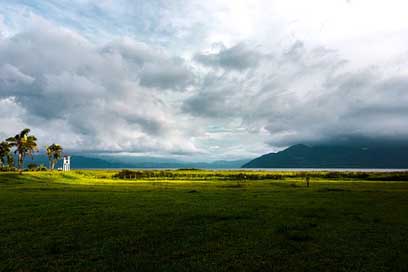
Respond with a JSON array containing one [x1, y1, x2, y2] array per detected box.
[[1, 170, 408, 271]]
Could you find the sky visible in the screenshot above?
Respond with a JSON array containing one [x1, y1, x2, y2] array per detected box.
[[0, 0, 408, 161]]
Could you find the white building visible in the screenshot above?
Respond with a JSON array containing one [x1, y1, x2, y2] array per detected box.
[[63, 155, 71, 171]]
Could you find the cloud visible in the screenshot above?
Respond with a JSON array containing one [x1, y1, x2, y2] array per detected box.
[[184, 40, 408, 148], [139, 60, 193, 90], [1, 1, 408, 160], [194, 43, 265, 70], [182, 72, 245, 118], [0, 16, 198, 154], [0, 64, 34, 86], [0, 97, 27, 140], [102, 37, 195, 90], [102, 38, 163, 65]]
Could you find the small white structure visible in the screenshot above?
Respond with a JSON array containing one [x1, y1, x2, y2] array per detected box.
[[63, 155, 71, 171]]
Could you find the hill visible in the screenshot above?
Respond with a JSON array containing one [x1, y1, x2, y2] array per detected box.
[[242, 144, 408, 168]]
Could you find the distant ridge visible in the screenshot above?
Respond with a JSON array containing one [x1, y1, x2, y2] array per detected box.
[[26, 155, 249, 169], [23, 155, 128, 169], [242, 144, 408, 168]]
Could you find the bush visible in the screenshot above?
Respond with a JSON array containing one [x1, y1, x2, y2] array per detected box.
[[38, 164, 48, 171], [24, 163, 48, 172], [0, 166, 16, 172], [113, 169, 286, 181], [27, 163, 38, 171]]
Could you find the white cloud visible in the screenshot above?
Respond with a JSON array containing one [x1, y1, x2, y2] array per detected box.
[[185, 41, 408, 148], [0, 16, 199, 155]]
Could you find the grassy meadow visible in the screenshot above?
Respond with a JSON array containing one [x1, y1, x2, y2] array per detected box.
[[1, 170, 408, 271]]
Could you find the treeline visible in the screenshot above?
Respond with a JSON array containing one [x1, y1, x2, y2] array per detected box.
[[113, 169, 408, 181], [290, 171, 408, 181], [113, 169, 285, 180], [0, 128, 64, 172]]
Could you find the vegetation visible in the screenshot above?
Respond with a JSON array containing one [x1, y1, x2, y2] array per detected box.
[[0, 170, 407, 271], [6, 128, 39, 171], [0, 128, 64, 172], [27, 163, 48, 171], [113, 169, 283, 180], [0, 141, 13, 169], [112, 168, 408, 182], [46, 143, 64, 170], [27, 162, 38, 171]]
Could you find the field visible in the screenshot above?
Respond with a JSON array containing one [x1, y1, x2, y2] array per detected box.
[[1, 170, 408, 271]]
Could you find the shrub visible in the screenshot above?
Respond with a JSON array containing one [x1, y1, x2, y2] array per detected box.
[[27, 163, 38, 171], [38, 164, 48, 171]]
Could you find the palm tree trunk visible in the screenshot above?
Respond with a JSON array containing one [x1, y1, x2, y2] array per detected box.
[[7, 156, 13, 169], [18, 153, 24, 172]]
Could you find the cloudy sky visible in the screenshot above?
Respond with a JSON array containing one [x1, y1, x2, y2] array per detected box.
[[0, 0, 408, 161]]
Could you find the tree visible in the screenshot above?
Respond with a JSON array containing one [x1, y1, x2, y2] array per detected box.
[[0, 142, 6, 168], [0, 141, 13, 168], [7, 154, 14, 169], [46, 144, 63, 170], [7, 128, 39, 171]]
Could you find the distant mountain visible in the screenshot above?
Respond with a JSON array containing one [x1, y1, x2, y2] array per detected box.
[[24, 154, 249, 169], [97, 155, 249, 169], [23, 155, 130, 169], [242, 144, 408, 168]]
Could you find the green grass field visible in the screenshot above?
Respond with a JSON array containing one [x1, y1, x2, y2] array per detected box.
[[1, 170, 408, 271]]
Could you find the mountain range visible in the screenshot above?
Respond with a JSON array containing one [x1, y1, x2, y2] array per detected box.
[[19, 144, 408, 169], [242, 144, 408, 168], [23, 154, 249, 169]]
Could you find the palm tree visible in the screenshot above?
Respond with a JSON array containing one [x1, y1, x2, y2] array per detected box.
[[0, 141, 12, 168], [6, 152, 14, 169], [46, 144, 63, 170], [0, 141, 14, 169], [7, 128, 39, 171]]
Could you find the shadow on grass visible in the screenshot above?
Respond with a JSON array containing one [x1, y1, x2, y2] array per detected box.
[[216, 183, 246, 188], [318, 188, 351, 192], [264, 181, 304, 189], [301, 208, 329, 219], [275, 222, 317, 242], [0, 173, 55, 185], [183, 214, 253, 224]]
